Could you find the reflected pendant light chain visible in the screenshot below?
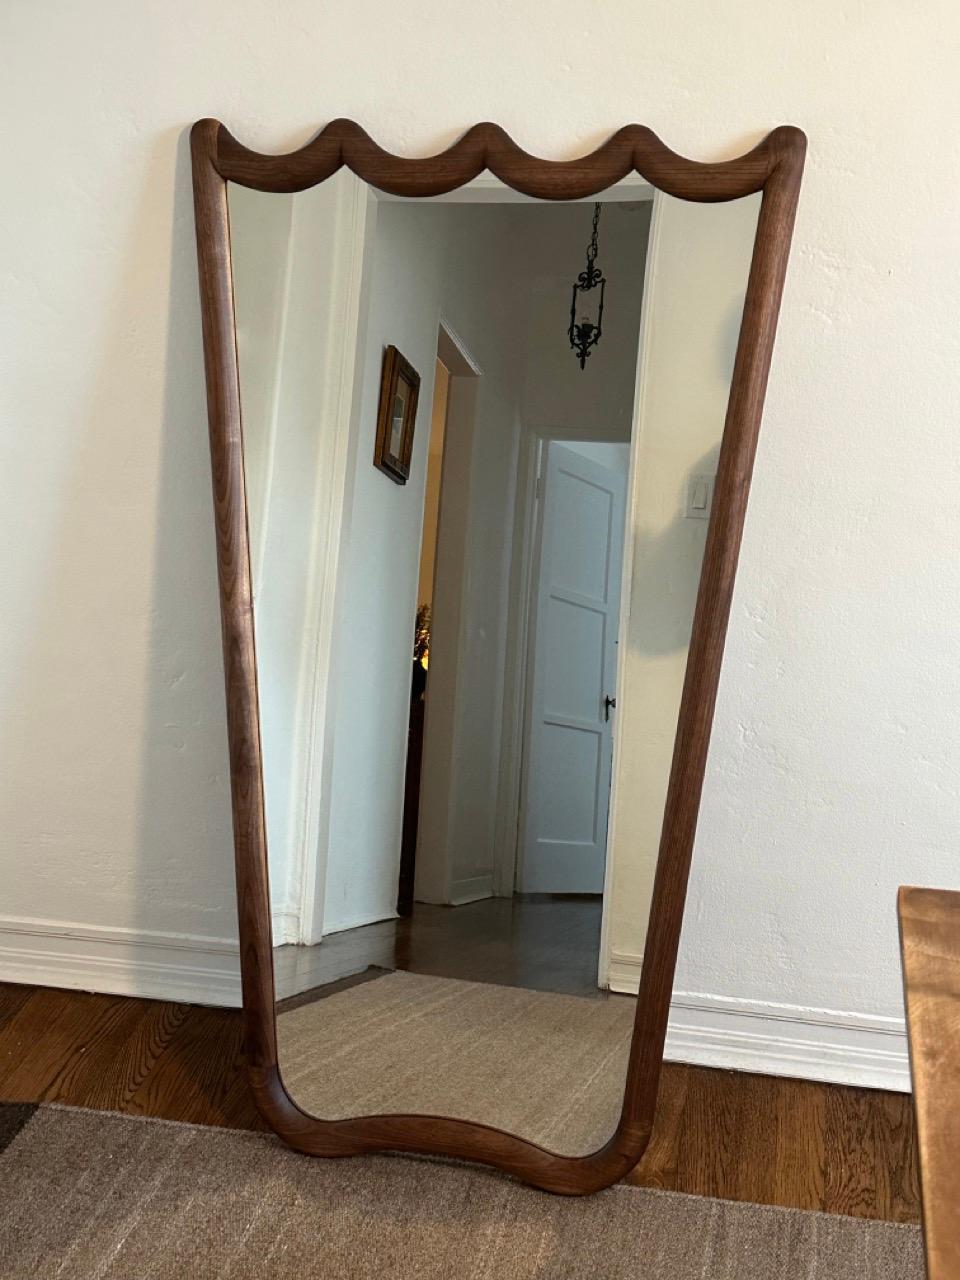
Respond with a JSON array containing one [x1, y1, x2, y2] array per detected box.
[[587, 201, 601, 271], [568, 202, 606, 371]]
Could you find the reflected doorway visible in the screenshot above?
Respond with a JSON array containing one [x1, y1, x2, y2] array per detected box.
[[396, 341, 636, 995], [255, 190, 658, 1007]]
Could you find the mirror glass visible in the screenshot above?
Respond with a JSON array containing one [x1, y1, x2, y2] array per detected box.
[[228, 174, 760, 1156]]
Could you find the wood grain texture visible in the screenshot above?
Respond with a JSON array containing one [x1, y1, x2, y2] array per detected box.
[[0, 981, 918, 1222], [626, 1062, 919, 1223], [0, 984, 261, 1129], [191, 117, 806, 1193], [900, 885, 960, 1278], [214, 118, 788, 202]]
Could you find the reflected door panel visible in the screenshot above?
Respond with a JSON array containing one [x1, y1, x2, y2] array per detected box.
[[228, 178, 759, 1156], [519, 442, 627, 894]]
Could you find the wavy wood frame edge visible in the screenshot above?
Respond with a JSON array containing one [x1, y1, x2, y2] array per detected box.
[[190, 117, 806, 1195]]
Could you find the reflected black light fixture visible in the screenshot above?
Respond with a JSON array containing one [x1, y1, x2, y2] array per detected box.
[[568, 202, 606, 370]]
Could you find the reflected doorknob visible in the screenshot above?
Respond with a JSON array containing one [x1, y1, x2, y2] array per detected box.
[[604, 695, 616, 722]]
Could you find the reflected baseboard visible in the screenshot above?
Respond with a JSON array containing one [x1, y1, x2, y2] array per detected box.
[[609, 949, 909, 1092], [448, 875, 494, 906], [0, 914, 241, 1006], [275, 964, 388, 1015]]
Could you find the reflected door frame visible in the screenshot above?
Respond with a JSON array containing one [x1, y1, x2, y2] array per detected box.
[[412, 320, 483, 906], [494, 418, 640, 979], [290, 174, 656, 945], [494, 197, 660, 990]]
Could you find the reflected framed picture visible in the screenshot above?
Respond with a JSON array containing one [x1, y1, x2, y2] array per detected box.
[[373, 345, 421, 485]]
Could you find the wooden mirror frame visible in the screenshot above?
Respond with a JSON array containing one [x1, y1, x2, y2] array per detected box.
[[190, 117, 806, 1195]]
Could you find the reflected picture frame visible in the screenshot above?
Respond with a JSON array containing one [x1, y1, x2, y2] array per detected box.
[[374, 345, 421, 484], [190, 116, 806, 1195]]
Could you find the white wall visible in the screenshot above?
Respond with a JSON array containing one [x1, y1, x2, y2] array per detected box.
[[605, 192, 759, 986], [323, 202, 450, 932], [2, 0, 958, 1086], [230, 176, 368, 944], [229, 188, 293, 592]]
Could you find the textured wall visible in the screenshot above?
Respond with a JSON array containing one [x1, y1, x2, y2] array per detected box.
[[2, 1, 959, 1049]]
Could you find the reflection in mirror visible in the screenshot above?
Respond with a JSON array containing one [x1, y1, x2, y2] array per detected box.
[[228, 176, 760, 1156]]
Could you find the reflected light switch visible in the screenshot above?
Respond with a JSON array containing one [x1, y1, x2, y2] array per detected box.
[[685, 474, 715, 520]]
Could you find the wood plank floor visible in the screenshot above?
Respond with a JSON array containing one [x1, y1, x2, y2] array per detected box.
[[0, 976, 920, 1222]]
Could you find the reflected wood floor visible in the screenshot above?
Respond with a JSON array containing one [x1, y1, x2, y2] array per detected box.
[[0, 897, 920, 1223], [275, 897, 605, 1000]]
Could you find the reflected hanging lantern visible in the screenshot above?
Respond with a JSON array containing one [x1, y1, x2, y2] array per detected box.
[[568, 202, 606, 370]]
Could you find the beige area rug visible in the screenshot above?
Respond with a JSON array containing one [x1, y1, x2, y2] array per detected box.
[[0, 1104, 921, 1279], [277, 970, 636, 1156]]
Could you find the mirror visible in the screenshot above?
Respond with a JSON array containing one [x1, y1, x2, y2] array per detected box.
[[192, 117, 804, 1191], [227, 175, 760, 1156]]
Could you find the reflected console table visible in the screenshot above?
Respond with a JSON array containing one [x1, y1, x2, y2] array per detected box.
[[899, 885, 960, 1280]]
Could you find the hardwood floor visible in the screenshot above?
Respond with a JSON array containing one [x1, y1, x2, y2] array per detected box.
[[0, 974, 920, 1222], [0, 982, 256, 1131], [631, 1060, 918, 1220]]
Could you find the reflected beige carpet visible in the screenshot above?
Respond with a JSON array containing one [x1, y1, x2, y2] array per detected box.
[[277, 970, 635, 1156], [0, 1105, 922, 1279]]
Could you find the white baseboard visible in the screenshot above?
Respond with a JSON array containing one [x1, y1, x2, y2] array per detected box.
[[0, 915, 241, 1007], [0, 919, 911, 1092], [449, 874, 494, 906], [609, 950, 910, 1093]]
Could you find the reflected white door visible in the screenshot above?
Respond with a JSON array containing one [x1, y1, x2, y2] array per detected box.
[[518, 442, 627, 893]]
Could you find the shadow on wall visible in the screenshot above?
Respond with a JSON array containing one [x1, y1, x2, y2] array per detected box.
[[628, 291, 747, 658], [628, 444, 721, 657]]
